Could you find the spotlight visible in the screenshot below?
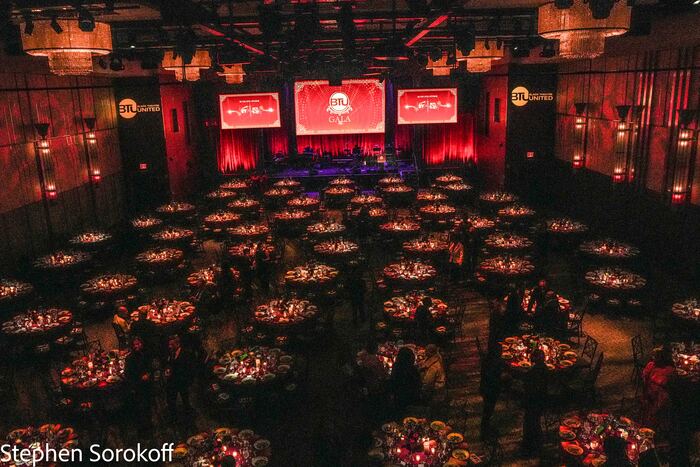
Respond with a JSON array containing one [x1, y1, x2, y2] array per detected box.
[[445, 50, 456, 66], [109, 55, 124, 71], [484, 38, 490, 50], [77, 6, 95, 32], [414, 52, 428, 68], [540, 40, 556, 58], [50, 16, 62, 33], [455, 25, 475, 56], [429, 48, 443, 62], [22, 11, 33, 35]]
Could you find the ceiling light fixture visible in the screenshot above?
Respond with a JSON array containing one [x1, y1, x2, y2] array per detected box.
[[456, 39, 504, 73]]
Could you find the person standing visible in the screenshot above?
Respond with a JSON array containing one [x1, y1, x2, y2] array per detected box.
[[528, 279, 548, 330], [521, 349, 548, 457], [255, 245, 271, 293], [130, 307, 158, 354], [124, 337, 153, 435], [480, 346, 503, 440], [389, 347, 421, 416], [164, 335, 194, 419], [419, 344, 447, 413], [414, 297, 432, 344]]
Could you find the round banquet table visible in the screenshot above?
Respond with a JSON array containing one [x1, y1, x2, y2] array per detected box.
[[272, 209, 313, 235], [440, 182, 474, 203], [272, 178, 302, 192], [419, 204, 457, 222], [381, 260, 437, 291], [227, 223, 271, 242], [0, 279, 34, 313], [579, 239, 640, 264], [479, 191, 518, 212], [401, 238, 449, 261], [369, 417, 482, 466], [156, 202, 196, 221], [34, 250, 93, 281], [286, 195, 321, 212], [60, 349, 127, 398], [211, 346, 294, 396], [324, 186, 355, 207], [169, 427, 271, 467], [377, 175, 403, 187], [546, 218, 588, 237], [227, 197, 261, 218], [131, 215, 164, 235], [328, 177, 355, 188], [379, 219, 422, 241], [69, 231, 113, 252], [220, 179, 251, 192], [500, 335, 578, 373], [306, 221, 347, 240], [263, 188, 295, 208], [203, 211, 242, 233], [135, 247, 185, 274], [253, 298, 318, 335], [227, 241, 276, 267], [482, 231, 534, 254], [131, 300, 196, 335], [583, 267, 646, 308], [205, 188, 238, 205], [1, 308, 74, 346], [558, 413, 655, 466], [671, 298, 700, 330], [351, 194, 383, 209], [358, 341, 426, 378], [187, 265, 241, 301], [464, 215, 496, 234], [80, 273, 138, 302], [383, 293, 448, 326], [349, 206, 388, 227], [2, 424, 79, 463], [416, 189, 448, 206], [380, 184, 415, 207], [151, 226, 196, 249], [497, 204, 537, 226], [313, 238, 360, 265], [476, 255, 535, 286], [284, 262, 339, 293], [434, 173, 463, 187]]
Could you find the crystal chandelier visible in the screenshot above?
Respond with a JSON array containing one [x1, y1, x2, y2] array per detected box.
[[21, 19, 112, 76], [218, 64, 245, 84], [538, 0, 631, 59], [456, 40, 504, 73], [161, 49, 212, 82]]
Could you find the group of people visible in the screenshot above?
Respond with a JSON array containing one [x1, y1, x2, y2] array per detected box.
[[500, 279, 568, 340], [356, 342, 447, 420], [112, 305, 201, 434]]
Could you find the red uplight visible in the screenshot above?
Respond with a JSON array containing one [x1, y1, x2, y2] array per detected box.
[[526, 151, 535, 159], [572, 160, 583, 169], [613, 173, 624, 183], [139, 163, 148, 171], [671, 192, 686, 204], [45, 189, 58, 200]]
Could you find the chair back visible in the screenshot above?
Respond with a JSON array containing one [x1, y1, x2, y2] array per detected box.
[[631, 334, 644, 367], [589, 352, 604, 385], [581, 335, 598, 362]]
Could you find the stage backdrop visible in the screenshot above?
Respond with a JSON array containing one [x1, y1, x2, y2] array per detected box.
[[294, 79, 385, 135], [220, 92, 281, 130], [397, 88, 458, 125]]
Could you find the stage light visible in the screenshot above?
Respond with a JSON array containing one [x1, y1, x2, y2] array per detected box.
[[429, 48, 443, 62], [50, 16, 62, 33], [415, 52, 428, 68], [109, 55, 124, 71], [540, 40, 557, 57], [77, 6, 95, 32]]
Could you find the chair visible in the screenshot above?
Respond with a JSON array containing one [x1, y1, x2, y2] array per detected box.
[[565, 352, 604, 406], [631, 334, 645, 388], [112, 323, 129, 350], [578, 335, 598, 369], [566, 306, 586, 344]]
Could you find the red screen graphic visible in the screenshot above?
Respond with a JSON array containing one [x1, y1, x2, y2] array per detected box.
[[294, 79, 385, 135], [397, 88, 458, 125], [220, 93, 281, 130]]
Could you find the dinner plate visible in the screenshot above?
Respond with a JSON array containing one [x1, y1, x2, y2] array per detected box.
[[639, 428, 655, 438], [562, 442, 584, 456], [559, 429, 576, 441], [382, 422, 397, 433], [447, 433, 464, 444], [560, 360, 573, 367], [452, 449, 469, 461], [505, 337, 516, 344], [239, 429, 254, 439], [563, 417, 581, 428], [213, 428, 232, 437], [254, 439, 271, 451], [252, 456, 268, 467], [430, 421, 446, 432]]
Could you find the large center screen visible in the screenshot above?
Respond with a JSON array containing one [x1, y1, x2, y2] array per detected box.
[[397, 88, 458, 125], [220, 92, 281, 130], [294, 79, 385, 135]]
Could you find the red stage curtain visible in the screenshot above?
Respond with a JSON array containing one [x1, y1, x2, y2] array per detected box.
[[218, 129, 259, 173], [296, 133, 385, 157], [422, 113, 476, 166], [268, 127, 288, 155]]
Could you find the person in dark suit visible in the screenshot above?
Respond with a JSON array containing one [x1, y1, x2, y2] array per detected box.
[[521, 349, 548, 457], [164, 335, 194, 418], [255, 245, 271, 293], [389, 347, 421, 416], [528, 278, 548, 330], [124, 336, 153, 435], [414, 297, 432, 344], [503, 283, 524, 336], [130, 308, 158, 354], [542, 290, 565, 338], [480, 345, 503, 440]]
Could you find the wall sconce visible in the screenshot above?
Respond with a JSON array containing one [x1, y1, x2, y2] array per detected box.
[[83, 117, 101, 184], [34, 123, 58, 201], [612, 105, 632, 183], [572, 102, 588, 169], [669, 109, 697, 204]]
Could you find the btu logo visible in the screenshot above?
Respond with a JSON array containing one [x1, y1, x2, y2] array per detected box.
[[118, 98, 138, 119], [327, 92, 352, 125], [511, 86, 530, 107]]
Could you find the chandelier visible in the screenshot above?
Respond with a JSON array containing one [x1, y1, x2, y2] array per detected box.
[[426, 51, 456, 76], [161, 49, 211, 82], [21, 19, 112, 76], [456, 40, 504, 73], [538, 0, 631, 59], [218, 64, 246, 84]]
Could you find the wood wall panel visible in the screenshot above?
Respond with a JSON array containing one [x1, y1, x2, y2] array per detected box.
[[555, 45, 700, 204], [0, 58, 125, 272]]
